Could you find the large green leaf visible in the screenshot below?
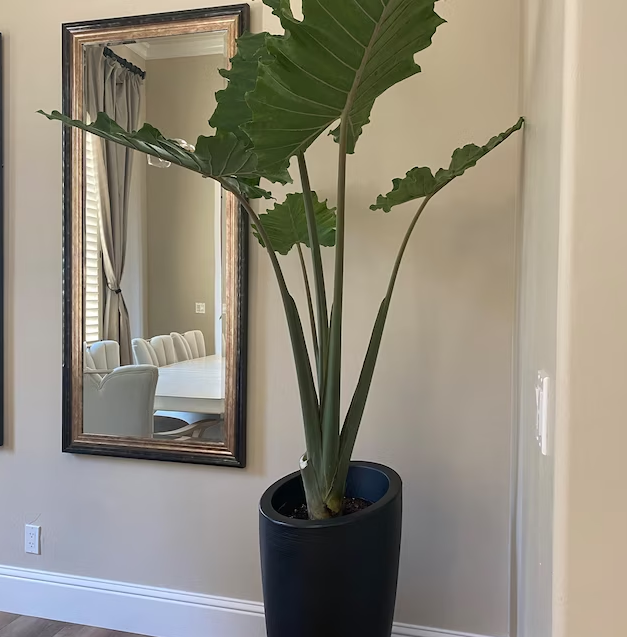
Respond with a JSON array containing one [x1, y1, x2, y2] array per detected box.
[[220, 176, 273, 201], [252, 192, 336, 255], [210, 32, 291, 185], [244, 0, 445, 172], [210, 32, 272, 145], [39, 110, 272, 199], [371, 118, 524, 212]]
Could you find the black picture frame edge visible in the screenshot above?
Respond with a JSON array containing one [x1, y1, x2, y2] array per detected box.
[[61, 5, 250, 467]]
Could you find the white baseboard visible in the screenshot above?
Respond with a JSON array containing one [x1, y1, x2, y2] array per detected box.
[[392, 624, 498, 637], [0, 565, 496, 637]]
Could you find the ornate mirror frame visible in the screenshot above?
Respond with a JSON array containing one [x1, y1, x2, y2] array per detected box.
[[61, 6, 249, 467]]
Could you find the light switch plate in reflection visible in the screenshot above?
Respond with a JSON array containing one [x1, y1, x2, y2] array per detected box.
[[195, 303, 206, 314], [535, 372, 550, 456]]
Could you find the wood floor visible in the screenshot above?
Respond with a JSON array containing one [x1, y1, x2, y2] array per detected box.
[[0, 614, 147, 637]]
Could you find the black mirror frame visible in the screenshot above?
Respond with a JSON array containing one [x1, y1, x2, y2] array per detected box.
[[61, 7, 250, 467]]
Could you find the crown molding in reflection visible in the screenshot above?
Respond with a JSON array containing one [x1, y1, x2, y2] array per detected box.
[[126, 31, 226, 61]]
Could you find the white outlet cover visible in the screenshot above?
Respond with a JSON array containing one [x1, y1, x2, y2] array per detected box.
[[195, 303, 206, 314], [25, 524, 41, 555]]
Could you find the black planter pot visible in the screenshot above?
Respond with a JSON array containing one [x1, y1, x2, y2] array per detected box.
[[259, 462, 402, 637]]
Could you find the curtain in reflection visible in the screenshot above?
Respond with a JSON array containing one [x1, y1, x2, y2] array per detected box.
[[85, 46, 143, 365]]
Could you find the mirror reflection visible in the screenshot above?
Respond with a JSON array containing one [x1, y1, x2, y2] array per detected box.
[[82, 31, 229, 444]]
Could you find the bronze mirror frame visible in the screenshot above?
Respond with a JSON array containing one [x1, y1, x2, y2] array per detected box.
[[61, 6, 249, 467]]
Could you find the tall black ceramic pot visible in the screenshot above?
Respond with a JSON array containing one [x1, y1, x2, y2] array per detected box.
[[259, 462, 402, 637]]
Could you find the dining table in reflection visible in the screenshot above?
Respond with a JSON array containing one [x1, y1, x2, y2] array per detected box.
[[154, 354, 225, 414]]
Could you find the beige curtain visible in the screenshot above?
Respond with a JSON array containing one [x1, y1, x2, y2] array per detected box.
[[86, 47, 143, 365]]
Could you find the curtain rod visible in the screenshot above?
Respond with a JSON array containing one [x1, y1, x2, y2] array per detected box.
[[103, 47, 146, 79]]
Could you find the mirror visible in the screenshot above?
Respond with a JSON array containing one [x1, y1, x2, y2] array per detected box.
[[62, 7, 249, 466]]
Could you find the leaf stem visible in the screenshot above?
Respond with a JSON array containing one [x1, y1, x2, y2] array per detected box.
[[296, 243, 320, 371], [320, 114, 349, 494], [384, 195, 434, 303], [232, 192, 292, 305], [297, 152, 328, 391], [227, 186, 323, 472], [331, 194, 436, 500]]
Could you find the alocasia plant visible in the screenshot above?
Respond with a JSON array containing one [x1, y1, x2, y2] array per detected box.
[[41, 0, 523, 520]]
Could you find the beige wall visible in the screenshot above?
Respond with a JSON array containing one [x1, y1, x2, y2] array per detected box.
[[552, 0, 627, 635], [0, 1, 521, 634], [145, 54, 225, 345], [521, 0, 627, 634]]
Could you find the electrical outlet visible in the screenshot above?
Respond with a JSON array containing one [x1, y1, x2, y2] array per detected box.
[[195, 302, 206, 314], [25, 524, 41, 555]]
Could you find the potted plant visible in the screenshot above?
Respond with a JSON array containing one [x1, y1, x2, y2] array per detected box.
[[42, 1, 523, 635]]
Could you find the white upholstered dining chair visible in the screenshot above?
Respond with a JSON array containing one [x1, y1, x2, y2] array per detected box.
[[132, 338, 159, 366], [184, 330, 206, 358], [128, 334, 218, 440], [83, 365, 159, 436], [83, 341, 159, 437], [150, 335, 178, 366], [171, 332, 192, 361], [85, 340, 120, 371]]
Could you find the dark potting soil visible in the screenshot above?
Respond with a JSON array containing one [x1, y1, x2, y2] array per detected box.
[[283, 497, 373, 520]]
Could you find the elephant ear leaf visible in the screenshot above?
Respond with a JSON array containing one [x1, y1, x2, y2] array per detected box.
[[211, 32, 271, 145], [245, 0, 445, 173], [38, 110, 272, 199], [371, 118, 524, 212], [252, 192, 336, 255], [210, 32, 291, 185]]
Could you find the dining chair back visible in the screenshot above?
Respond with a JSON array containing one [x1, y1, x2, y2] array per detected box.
[[171, 332, 193, 362], [132, 338, 159, 366], [184, 330, 206, 359], [151, 334, 178, 366]]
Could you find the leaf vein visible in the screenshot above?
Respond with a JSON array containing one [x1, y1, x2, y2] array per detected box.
[[259, 129, 327, 154], [265, 69, 343, 114], [218, 140, 237, 176], [270, 126, 327, 132], [251, 101, 336, 118], [275, 48, 350, 95], [298, 30, 360, 72], [311, 0, 368, 49], [369, 1, 419, 54], [227, 151, 254, 176], [353, 57, 416, 110], [351, 0, 378, 23]]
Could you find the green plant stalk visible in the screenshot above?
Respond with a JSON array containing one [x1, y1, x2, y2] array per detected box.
[[327, 122, 526, 496], [230, 189, 324, 504], [329, 194, 436, 504], [296, 243, 319, 370], [232, 184, 331, 516], [313, 9, 395, 514], [318, 114, 350, 516], [297, 153, 328, 393], [299, 453, 328, 520]]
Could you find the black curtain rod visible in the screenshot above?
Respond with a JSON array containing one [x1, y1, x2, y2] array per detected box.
[[103, 47, 146, 79]]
